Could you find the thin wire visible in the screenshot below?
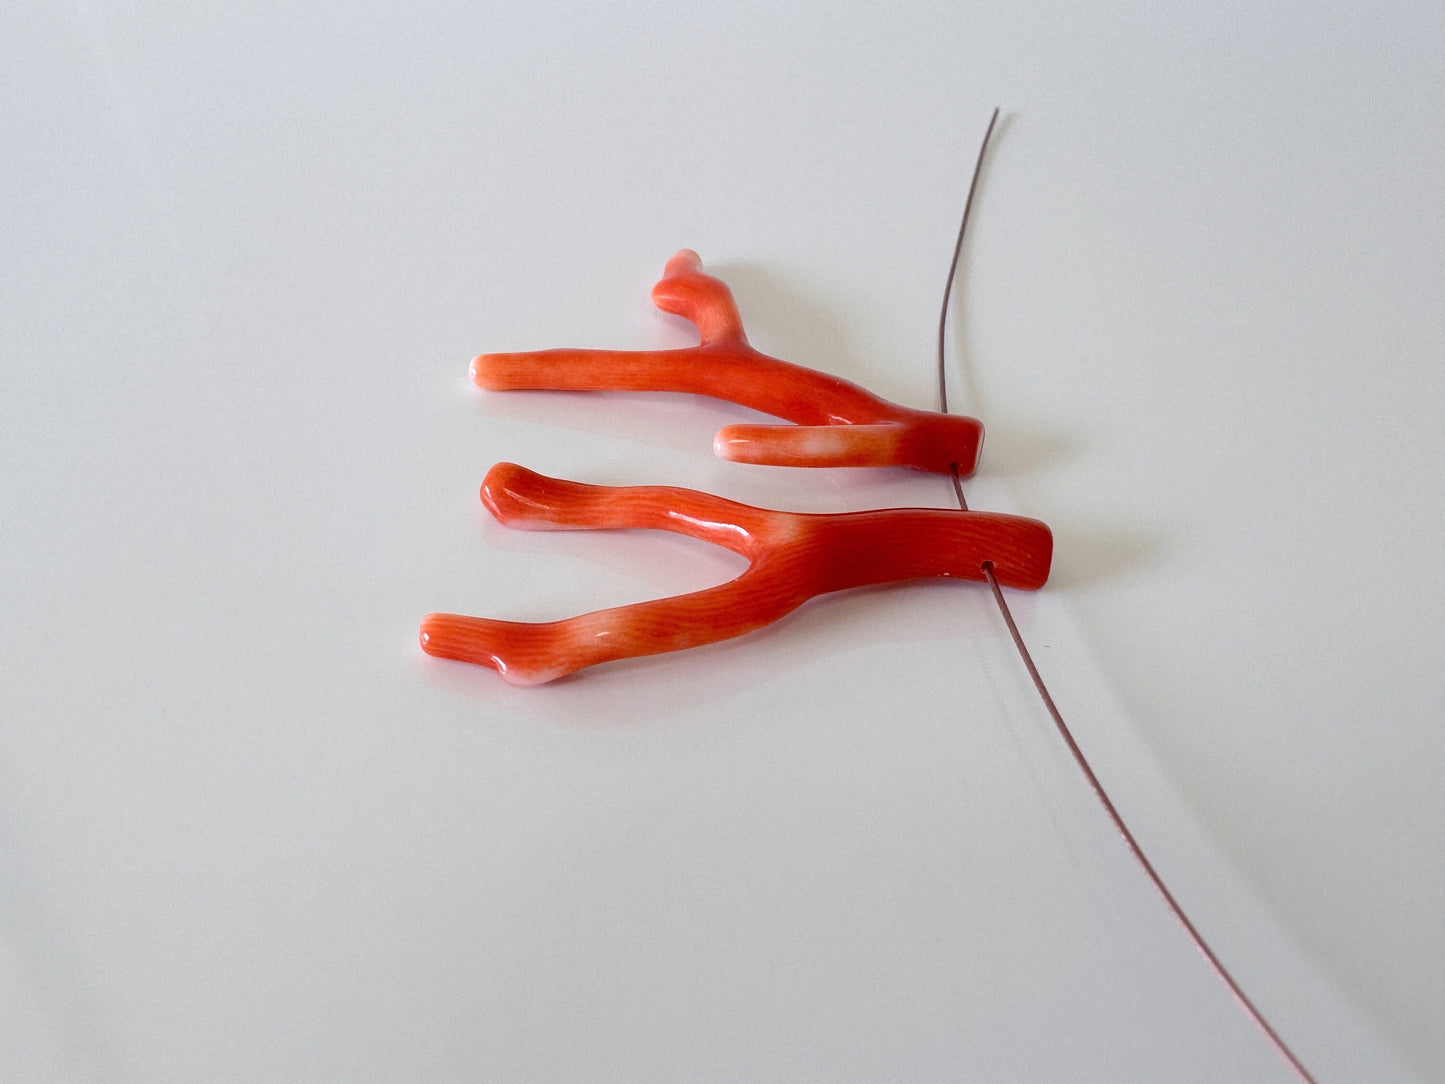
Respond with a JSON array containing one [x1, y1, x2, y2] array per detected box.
[[981, 565, 1317, 1082], [948, 464, 969, 511], [939, 106, 996, 511], [938, 106, 998, 421], [943, 111, 1317, 1084]]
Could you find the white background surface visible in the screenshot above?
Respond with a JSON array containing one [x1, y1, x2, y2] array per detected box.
[[2, 2, 1441, 1081]]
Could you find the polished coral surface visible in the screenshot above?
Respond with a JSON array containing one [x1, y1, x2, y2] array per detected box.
[[419, 462, 1051, 685], [472, 251, 985, 475]]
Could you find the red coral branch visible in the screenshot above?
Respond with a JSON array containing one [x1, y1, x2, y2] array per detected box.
[[473, 251, 985, 475]]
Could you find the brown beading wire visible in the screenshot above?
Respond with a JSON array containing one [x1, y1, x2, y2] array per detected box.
[[942, 108, 1317, 1084]]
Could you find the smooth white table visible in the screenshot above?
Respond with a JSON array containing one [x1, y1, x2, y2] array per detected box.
[[2, 3, 1440, 1080]]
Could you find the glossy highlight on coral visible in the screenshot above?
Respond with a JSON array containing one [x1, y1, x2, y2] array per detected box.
[[473, 250, 985, 475], [419, 462, 1051, 685]]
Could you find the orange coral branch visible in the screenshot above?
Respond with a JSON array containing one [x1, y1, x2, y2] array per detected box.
[[419, 462, 1051, 685], [472, 251, 985, 474]]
